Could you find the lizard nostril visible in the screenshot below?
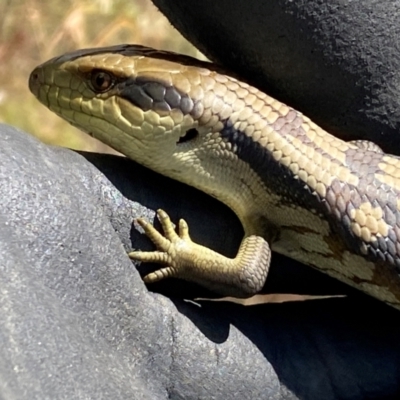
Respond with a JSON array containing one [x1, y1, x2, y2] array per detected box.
[[28, 69, 41, 97]]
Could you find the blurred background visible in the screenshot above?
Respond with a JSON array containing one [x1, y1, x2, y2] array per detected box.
[[0, 0, 204, 152]]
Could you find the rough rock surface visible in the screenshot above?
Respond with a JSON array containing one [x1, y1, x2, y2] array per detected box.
[[1, 123, 400, 399]]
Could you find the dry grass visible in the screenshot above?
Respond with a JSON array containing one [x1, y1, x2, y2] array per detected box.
[[0, 0, 202, 151]]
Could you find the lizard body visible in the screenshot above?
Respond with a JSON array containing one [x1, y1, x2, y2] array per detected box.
[[29, 44, 400, 308]]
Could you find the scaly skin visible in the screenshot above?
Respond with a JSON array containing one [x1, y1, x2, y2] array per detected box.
[[29, 44, 400, 307]]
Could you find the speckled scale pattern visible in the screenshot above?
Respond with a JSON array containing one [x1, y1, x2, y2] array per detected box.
[[165, 67, 400, 270]]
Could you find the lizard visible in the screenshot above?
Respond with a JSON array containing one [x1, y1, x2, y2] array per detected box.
[[28, 44, 400, 309]]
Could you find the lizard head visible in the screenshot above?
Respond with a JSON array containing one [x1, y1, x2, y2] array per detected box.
[[29, 44, 235, 181]]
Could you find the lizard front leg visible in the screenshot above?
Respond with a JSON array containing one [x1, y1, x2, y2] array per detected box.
[[129, 209, 271, 297]]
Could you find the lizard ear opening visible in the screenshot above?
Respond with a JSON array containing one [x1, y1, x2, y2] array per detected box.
[[177, 128, 199, 144]]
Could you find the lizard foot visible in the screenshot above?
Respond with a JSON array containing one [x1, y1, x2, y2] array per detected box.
[[129, 209, 271, 297]]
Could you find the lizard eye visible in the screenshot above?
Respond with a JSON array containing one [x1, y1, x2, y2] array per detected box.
[[89, 70, 114, 92]]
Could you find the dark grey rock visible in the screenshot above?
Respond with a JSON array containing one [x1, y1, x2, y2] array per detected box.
[[1, 123, 400, 399], [152, 0, 400, 155]]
